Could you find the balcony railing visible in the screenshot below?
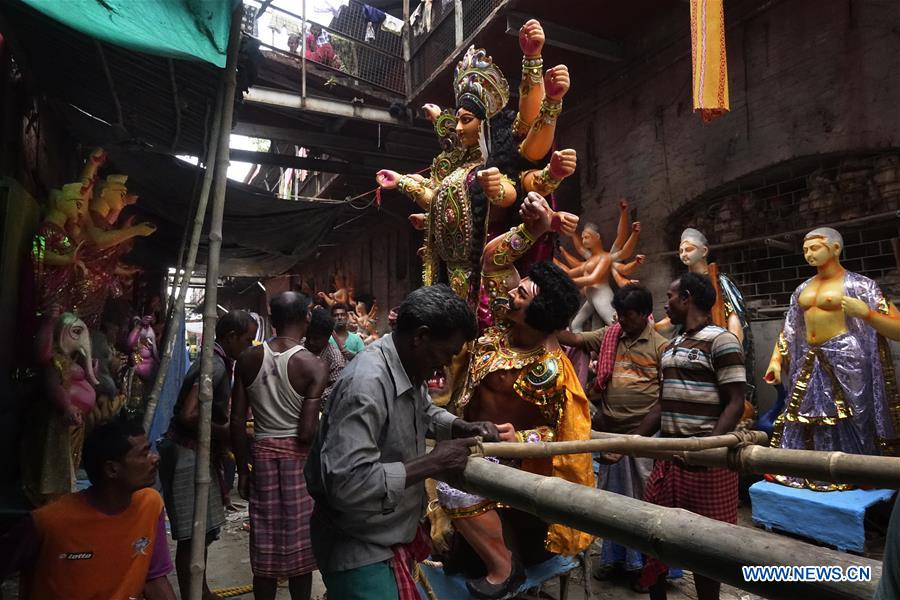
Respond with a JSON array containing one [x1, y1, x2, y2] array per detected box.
[[243, 0, 507, 101], [243, 0, 406, 96], [408, 0, 507, 95]]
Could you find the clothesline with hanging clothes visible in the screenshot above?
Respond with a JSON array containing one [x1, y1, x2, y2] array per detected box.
[[362, 4, 403, 39]]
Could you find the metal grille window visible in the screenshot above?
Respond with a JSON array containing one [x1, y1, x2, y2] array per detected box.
[[669, 153, 900, 319]]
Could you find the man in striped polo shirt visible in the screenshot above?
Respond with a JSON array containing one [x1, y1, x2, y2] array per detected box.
[[634, 272, 746, 600]]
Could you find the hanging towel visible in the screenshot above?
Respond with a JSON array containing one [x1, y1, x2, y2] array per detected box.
[[689, 0, 730, 122], [381, 13, 403, 35]]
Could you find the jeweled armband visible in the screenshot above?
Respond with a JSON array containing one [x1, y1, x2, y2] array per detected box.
[[532, 98, 563, 132], [520, 56, 543, 99], [487, 174, 516, 206], [515, 425, 555, 444], [397, 175, 427, 205], [492, 223, 537, 267], [532, 165, 563, 195], [512, 114, 533, 137]]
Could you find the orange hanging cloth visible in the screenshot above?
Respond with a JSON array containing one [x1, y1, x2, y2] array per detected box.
[[690, 0, 730, 122]]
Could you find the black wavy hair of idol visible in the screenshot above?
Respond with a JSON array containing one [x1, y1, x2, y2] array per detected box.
[[524, 261, 582, 333], [466, 106, 538, 277]]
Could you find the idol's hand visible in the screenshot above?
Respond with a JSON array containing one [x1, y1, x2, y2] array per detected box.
[[375, 169, 401, 190], [476, 167, 502, 199], [553, 211, 579, 237], [422, 104, 442, 123], [89, 147, 108, 166], [518, 19, 544, 57], [496, 423, 516, 443], [408, 213, 427, 230], [520, 192, 553, 235], [544, 65, 570, 101], [134, 222, 157, 237], [632, 221, 642, 234], [549, 149, 577, 180], [619, 199, 629, 212], [764, 362, 782, 386], [841, 296, 870, 320]]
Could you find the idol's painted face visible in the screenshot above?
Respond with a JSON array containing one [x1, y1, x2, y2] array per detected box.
[[679, 240, 707, 266], [581, 227, 600, 250], [455, 108, 481, 149], [802, 237, 837, 267], [506, 277, 539, 325]]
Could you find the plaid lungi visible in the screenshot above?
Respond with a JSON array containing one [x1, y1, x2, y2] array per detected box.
[[640, 459, 738, 586], [158, 437, 226, 541], [250, 437, 317, 578]]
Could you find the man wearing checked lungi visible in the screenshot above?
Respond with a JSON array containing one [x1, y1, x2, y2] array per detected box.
[[231, 291, 328, 600]]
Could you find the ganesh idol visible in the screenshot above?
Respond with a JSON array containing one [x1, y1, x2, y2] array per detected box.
[[23, 311, 99, 505], [376, 19, 577, 311], [764, 227, 900, 490]]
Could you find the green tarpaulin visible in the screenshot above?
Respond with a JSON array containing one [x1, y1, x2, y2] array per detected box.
[[21, 0, 233, 67]]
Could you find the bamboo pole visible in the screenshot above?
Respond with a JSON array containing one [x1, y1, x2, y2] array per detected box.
[[452, 459, 880, 600], [479, 431, 768, 459], [590, 431, 900, 489], [142, 80, 225, 433], [188, 9, 241, 600]]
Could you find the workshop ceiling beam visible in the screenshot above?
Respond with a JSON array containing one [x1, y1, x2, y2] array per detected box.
[[505, 12, 624, 62]]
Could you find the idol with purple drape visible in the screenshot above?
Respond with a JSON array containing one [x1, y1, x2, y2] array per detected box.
[[771, 271, 900, 490]]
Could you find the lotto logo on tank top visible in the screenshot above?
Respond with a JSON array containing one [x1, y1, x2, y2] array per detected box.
[[59, 551, 94, 560]]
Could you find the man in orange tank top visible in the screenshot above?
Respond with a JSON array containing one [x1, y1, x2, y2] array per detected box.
[[1, 419, 175, 599]]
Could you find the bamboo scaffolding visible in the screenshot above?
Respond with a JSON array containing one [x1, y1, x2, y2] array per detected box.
[[188, 9, 241, 600], [451, 459, 881, 600], [478, 431, 768, 459], [142, 87, 224, 433], [589, 431, 900, 489]]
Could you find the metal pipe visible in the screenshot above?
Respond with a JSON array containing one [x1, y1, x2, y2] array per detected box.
[[244, 87, 404, 124], [169, 58, 182, 152], [301, 0, 307, 99], [188, 8, 242, 600], [452, 459, 880, 600], [94, 40, 124, 128]]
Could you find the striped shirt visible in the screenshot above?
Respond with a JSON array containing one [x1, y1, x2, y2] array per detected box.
[[660, 324, 745, 437], [581, 324, 668, 434]]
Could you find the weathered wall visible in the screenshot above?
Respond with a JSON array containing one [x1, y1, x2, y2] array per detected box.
[[291, 217, 422, 334], [558, 0, 900, 312]]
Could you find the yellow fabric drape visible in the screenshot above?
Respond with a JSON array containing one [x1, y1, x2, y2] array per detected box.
[[690, 0, 730, 122], [521, 353, 596, 556]]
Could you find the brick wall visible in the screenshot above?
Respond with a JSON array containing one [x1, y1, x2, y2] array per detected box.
[[670, 152, 900, 318], [292, 218, 421, 333], [555, 0, 900, 315]]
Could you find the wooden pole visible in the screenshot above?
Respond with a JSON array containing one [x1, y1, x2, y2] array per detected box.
[[188, 9, 241, 600], [590, 431, 900, 489], [479, 431, 768, 459], [452, 459, 880, 600], [143, 86, 224, 433]]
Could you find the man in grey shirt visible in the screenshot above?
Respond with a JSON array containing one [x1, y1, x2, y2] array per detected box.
[[305, 285, 500, 598]]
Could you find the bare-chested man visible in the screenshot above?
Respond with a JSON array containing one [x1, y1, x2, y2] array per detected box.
[[230, 292, 328, 600], [437, 193, 594, 599]]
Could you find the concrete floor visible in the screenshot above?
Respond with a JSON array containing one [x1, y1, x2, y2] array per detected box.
[[189, 503, 762, 600], [0, 500, 880, 600]]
